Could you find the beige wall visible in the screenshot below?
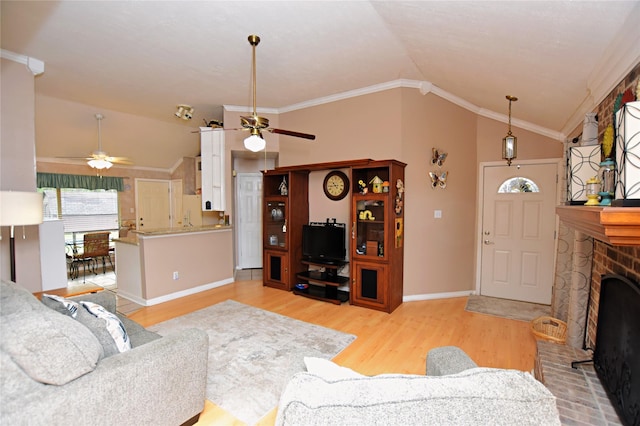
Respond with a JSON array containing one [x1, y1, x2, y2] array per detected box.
[[400, 90, 479, 295], [139, 230, 234, 300], [280, 89, 403, 166]]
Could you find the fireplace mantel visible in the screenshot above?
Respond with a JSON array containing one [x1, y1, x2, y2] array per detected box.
[[556, 205, 640, 246]]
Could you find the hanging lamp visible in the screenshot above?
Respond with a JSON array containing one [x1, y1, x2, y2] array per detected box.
[[502, 95, 518, 166]]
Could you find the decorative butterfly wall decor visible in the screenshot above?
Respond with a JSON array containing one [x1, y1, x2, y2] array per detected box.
[[429, 171, 448, 189], [429, 147, 448, 189], [431, 148, 447, 167]]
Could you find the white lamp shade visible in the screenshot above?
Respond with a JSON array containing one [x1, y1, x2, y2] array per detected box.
[[582, 112, 599, 146], [0, 191, 44, 226], [244, 134, 266, 152], [569, 145, 601, 202], [615, 101, 640, 201]]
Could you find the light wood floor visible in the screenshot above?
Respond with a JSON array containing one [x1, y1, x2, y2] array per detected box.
[[127, 280, 537, 426]]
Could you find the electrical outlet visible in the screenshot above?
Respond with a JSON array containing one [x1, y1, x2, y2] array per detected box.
[[172, 271, 179, 280], [434, 210, 442, 219]]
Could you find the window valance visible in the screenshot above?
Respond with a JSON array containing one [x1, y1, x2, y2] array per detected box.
[[37, 172, 124, 191]]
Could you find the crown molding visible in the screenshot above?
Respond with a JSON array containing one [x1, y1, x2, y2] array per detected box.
[[273, 78, 565, 141], [223, 105, 279, 115], [1, 49, 45, 75]]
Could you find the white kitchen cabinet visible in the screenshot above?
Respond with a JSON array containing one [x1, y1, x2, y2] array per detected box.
[[200, 128, 225, 212]]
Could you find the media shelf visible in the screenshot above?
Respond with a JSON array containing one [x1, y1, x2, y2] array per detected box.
[[294, 260, 349, 305]]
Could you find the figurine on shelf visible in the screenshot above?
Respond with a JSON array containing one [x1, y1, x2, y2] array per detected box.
[[370, 176, 383, 193], [358, 179, 368, 194], [396, 179, 404, 199], [279, 177, 288, 196]]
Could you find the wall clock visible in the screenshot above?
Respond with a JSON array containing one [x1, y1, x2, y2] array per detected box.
[[323, 170, 350, 201]]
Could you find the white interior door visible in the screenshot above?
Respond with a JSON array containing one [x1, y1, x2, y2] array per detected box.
[[236, 173, 263, 269], [136, 179, 170, 230], [480, 162, 558, 304]]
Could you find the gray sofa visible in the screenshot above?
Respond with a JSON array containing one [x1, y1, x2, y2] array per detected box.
[[276, 346, 561, 425], [0, 279, 209, 426]]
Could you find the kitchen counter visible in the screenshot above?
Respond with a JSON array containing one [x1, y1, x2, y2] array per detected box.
[[115, 226, 234, 305], [113, 235, 139, 245], [132, 224, 231, 236]]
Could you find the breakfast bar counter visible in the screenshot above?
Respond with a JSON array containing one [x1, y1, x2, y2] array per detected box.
[[115, 226, 234, 305]]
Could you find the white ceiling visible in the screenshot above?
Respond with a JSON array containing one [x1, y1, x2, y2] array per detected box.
[[2, 1, 640, 166]]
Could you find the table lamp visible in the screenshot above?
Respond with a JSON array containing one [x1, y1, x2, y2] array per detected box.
[[0, 191, 43, 282]]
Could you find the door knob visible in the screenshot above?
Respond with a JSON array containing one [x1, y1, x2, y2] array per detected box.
[[483, 240, 494, 245]]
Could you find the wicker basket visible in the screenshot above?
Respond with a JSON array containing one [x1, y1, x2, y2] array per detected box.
[[530, 316, 567, 344]]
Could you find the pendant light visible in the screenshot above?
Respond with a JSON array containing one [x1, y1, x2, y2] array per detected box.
[[502, 95, 518, 166]]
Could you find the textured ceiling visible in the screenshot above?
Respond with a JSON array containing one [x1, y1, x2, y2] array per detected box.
[[2, 1, 640, 167]]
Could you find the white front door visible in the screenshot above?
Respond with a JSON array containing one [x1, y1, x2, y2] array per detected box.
[[480, 162, 558, 304], [136, 179, 170, 230], [236, 173, 263, 269]]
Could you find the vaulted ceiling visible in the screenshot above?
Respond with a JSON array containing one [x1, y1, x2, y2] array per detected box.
[[2, 1, 639, 167]]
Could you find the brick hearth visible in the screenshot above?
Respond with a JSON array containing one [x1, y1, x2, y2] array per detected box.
[[535, 340, 621, 425]]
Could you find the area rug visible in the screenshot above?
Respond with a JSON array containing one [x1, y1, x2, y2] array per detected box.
[[465, 295, 550, 322], [147, 300, 356, 424]]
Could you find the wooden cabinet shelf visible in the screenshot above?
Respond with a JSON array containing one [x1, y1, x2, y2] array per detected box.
[[262, 171, 309, 290], [296, 270, 350, 287], [295, 260, 349, 305], [293, 285, 349, 304], [351, 160, 406, 313]]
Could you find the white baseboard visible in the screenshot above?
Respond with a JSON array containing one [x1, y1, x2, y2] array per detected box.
[[403, 290, 474, 302], [118, 278, 235, 307]]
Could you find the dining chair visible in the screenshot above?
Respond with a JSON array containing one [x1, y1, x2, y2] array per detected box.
[[76, 232, 113, 282]]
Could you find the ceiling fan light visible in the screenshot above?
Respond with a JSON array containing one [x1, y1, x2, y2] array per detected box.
[[244, 134, 266, 152], [88, 158, 113, 169]]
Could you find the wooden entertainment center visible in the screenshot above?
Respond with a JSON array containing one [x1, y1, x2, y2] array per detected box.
[[262, 159, 406, 313]]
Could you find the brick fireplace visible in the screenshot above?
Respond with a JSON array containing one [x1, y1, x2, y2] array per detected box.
[[540, 210, 639, 424], [586, 243, 640, 348], [540, 63, 640, 424]]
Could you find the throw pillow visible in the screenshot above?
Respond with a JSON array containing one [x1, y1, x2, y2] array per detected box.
[[43, 295, 129, 357], [304, 357, 365, 380], [0, 307, 103, 385], [42, 293, 80, 317], [80, 301, 131, 353]]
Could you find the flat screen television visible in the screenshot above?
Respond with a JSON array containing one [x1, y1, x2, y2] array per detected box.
[[302, 224, 346, 263]]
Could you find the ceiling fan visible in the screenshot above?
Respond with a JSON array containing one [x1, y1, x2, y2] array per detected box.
[[61, 113, 132, 169], [197, 35, 316, 152]]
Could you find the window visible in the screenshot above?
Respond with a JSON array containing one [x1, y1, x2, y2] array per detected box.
[[498, 177, 540, 193], [40, 188, 119, 244]]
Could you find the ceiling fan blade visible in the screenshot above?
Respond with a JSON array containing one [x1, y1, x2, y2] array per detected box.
[[268, 128, 316, 140], [107, 157, 133, 164]]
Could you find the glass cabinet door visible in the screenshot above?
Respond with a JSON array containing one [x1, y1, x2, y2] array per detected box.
[[265, 199, 287, 249], [353, 197, 385, 259]]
